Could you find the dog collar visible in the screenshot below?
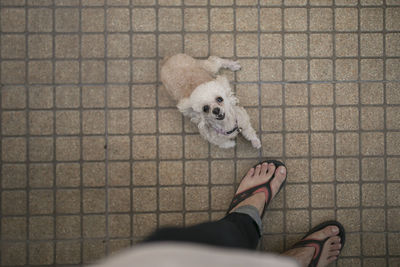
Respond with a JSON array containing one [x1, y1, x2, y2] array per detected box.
[[212, 121, 242, 136]]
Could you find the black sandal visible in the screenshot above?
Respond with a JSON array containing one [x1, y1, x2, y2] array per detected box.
[[291, 220, 346, 267], [227, 160, 287, 215]]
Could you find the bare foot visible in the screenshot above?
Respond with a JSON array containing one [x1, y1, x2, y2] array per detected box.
[[229, 162, 287, 216], [282, 226, 342, 267]]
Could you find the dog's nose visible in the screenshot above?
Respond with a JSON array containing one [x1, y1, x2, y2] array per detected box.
[[212, 107, 220, 115]]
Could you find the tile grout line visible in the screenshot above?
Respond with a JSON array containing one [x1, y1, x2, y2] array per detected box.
[[181, 0, 187, 228], [129, 0, 134, 246], [206, 0, 211, 222]]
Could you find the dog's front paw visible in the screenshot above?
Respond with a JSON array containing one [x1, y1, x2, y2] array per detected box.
[[227, 61, 241, 71], [251, 138, 261, 149], [219, 140, 236, 149]]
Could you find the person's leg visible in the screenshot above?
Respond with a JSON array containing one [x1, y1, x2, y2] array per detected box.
[[145, 162, 287, 250]]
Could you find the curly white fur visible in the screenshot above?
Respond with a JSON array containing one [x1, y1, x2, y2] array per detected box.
[[161, 54, 261, 149]]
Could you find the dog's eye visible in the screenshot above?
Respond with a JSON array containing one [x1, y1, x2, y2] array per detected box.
[[216, 97, 223, 103], [203, 105, 210, 113]]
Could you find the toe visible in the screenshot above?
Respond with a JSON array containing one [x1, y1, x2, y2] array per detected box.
[[254, 164, 262, 176], [260, 163, 269, 176], [327, 256, 338, 264], [270, 165, 287, 197], [309, 226, 339, 241]]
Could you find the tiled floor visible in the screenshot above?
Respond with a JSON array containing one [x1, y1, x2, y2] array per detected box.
[[0, 0, 400, 266]]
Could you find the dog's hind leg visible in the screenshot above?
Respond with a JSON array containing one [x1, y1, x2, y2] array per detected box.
[[199, 56, 241, 75]]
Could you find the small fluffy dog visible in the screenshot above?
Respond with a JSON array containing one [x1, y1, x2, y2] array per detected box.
[[160, 54, 261, 149]]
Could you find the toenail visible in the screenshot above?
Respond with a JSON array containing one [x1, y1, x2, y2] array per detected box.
[[332, 227, 339, 233], [280, 167, 286, 174]]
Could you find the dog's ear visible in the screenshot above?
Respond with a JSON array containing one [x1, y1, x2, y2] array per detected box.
[[177, 98, 198, 118]]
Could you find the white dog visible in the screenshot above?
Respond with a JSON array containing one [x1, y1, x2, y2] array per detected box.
[[160, 54, 261, 149]]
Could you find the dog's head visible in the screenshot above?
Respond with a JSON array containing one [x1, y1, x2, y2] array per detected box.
[[177, 76, 237, 125]]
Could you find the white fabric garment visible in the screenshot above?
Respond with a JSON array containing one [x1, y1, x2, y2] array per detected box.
[[94, 242, 300, 267]]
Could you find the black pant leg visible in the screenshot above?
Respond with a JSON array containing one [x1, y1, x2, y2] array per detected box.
[[144, 213, 260, 250]]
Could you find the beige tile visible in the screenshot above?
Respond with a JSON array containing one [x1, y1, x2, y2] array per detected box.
[[109, 110, 131, 134], [184, 34, 209, 57], [311, 133, 334, 156], [132, 85, 156, 108], [82, 110, 105, 134], [1, 217, 27, 240], [211, 185, 234, 210], [285, 133, 309, 157], [56, 215, 81, 239], [361, 157, 385, 181], [236, 34, 258, 57], [388, 158, 400, 181], [335, 83, 359, 105], [133, 34, 156, 57], [211, 160, 234, 184], [360, 33, 383, 57], [82, 35, 105, 58], [387, 132, 400, 155], [361, 107, 384, 130], [260, 34, 282, 57], [132, 213, 157, 237], [27, 186, 53, 217], [285, 59, 308, 81], [159, 187, 183, 211], [55, 61, 79, 84], [56, 163, 81, 187], [260, 8, 282, 31], [29, 86, 53, 109], [387, 107, 400, 130], [261, 133, 283, 157], [360, 83, 384, 104], [285, 83, 308, 106], [158, 34, 183, 57], [335, 59, 358, 81], [336, 183, 360, 207], [388, 209, 400, 231], [361, 132, 384, 155], [185, 186, 210, 211], [132, 136, 157, 160], [261, 84, 282, 106], [109, 215, 130, 238], [159, 161, 183, 185], [2, 137, 26, 162], [386, 59, 400, 80], [158, 109, 182, 133], [82, 162, 105, 186], [311, 209, 335, 227], [239, 59, 260, 82], [2, 111, 27, 136], [2, 164, 27, 189], [362, 183, 385, 206], [82, 86, 104, 108], [82, 60, 105, 84], [336, 157, 359, 182], [82, 8, 104, 32], [159, 213, 183, 228], [132, 59, 156, 83], [388, 233, 400, 256], [311, 158, 334, 182], [55, 35, 79, 59], [29, 60, 53, 84], [286, 159, 309, 183], [284, 34, 307, 57], [363, 233, 386, 256], [335, 33, 358, 57], [55, 8, 79, 32], [1, 61, 26, 84], [132, 188, 157, 212], [336, 132, 359, 156], [336, 107, 359, 130], [28, 8, 52, 32], [361, 7, 384, 31], [109, 240, 130, 256], [56, 241, 81, 264], [158, 8, 182, 32], [310, 59, 333, 81], [362, 209, 385, 231], [56, 189, 80, 214], [1, 8, 26, 32], [310, 8, 333, 31], [109, 161, 131, 186], [107, 8, 130, 32], [82, 240, 106, 264], [1, 242, 26, 266], [56, 111, 80, 135], [109, 188, 131, 212], [361, 59, 384, 80], [29, 163, 54, 188], [185, 160, 209, 185], [311, 107, 334, 131], [107, 34, 130, 58], [185, 0, 207, 5], [337, 209, 360, 232], [284, 8, 307, 31], [311, 184, 334, 208], [1, 34, 26, 59], [108, 136, 130, 160], [361, 0, 383, 5], [55, 86, 79, 108], [159, 0, 181, 5], [1, 86, 26, 109], [29, 216, 54, 240], [210, 8, 234, 31], [29, 137, 53, 162], [159, 135, 183, 159], [132, 161, 157, 186], [185, 212, 209, 226], [285, 107, 308, 131], [286, 184, 309, 208], [286, 210, 310, 233], [236, 84, 258, 107], [261, 108, 282, 131], [310, 34, 333, 57], [132, 8, 156, 32], [386, 33, 400, 56], [184, 8, 208, 31], [236, 8, 258, 31], [108, 62, 131, 84], [2, 190, 26, 215], [56, 137, 80, 161], [335, 8, 358, 31], [263, 210, 284, 234]]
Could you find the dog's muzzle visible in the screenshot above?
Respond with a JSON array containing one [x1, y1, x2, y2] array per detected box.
[[216, 113, 225, 120]]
